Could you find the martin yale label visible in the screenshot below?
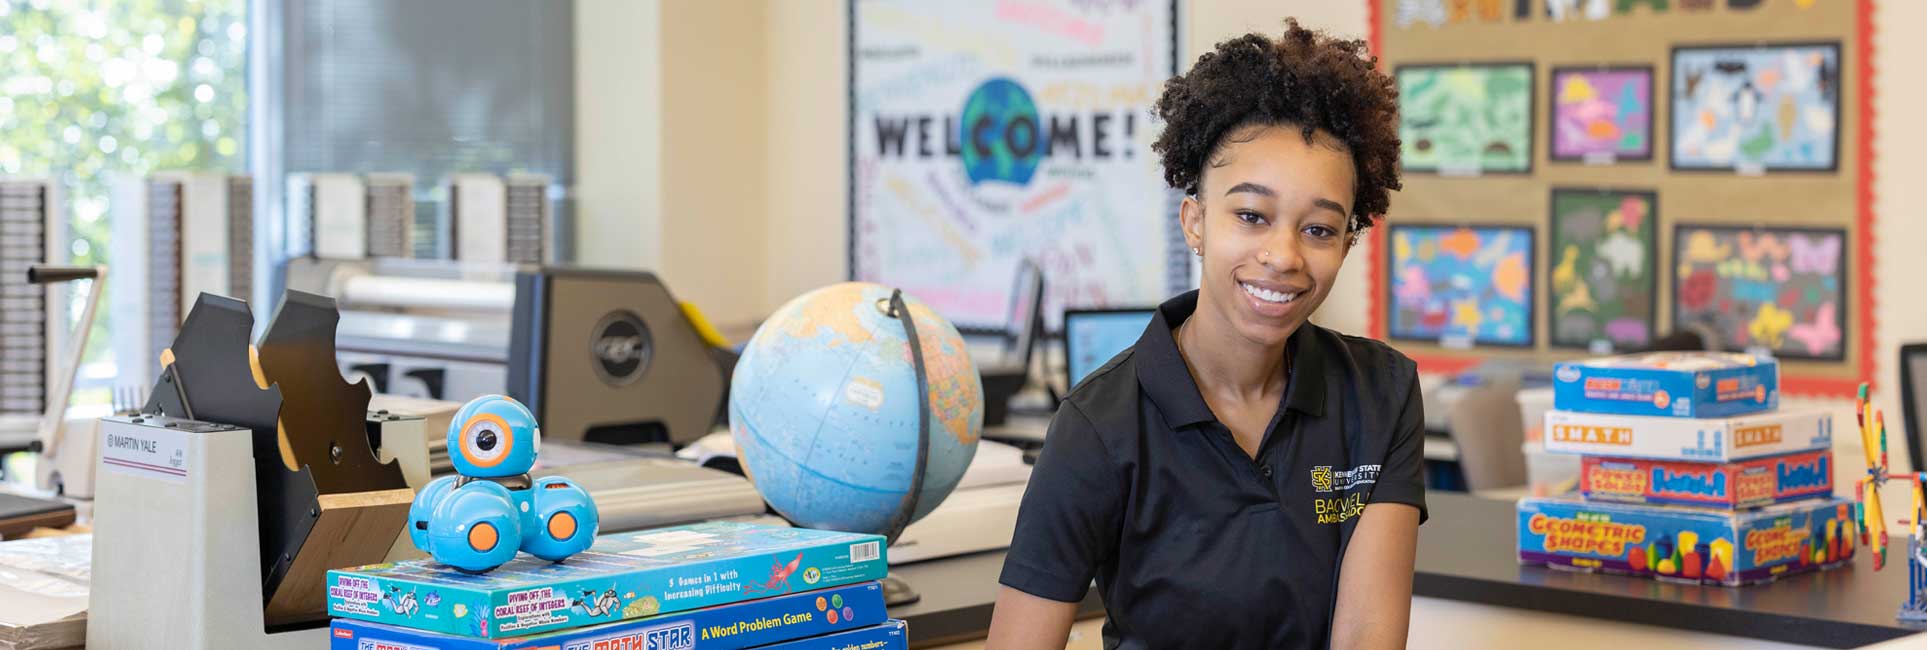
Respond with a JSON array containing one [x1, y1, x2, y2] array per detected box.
[[100, 423, 190, 484]]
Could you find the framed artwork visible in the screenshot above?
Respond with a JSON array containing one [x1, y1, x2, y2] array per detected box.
[[1386, 224, 1535, 347], [1396, 62, 1535, 175], [1548, 188, 1658, 350], [1550, 66, 1654, 163], [1673, 225, 1847, 360], [1670, 42, 1842, 172]]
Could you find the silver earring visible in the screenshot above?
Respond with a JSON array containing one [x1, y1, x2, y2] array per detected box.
[[1192, 246, 1201, 256]]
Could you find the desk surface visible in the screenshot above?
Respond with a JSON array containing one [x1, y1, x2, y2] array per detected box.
[[1418, 493, 1926, 649], [881, 494, 1927, 648]]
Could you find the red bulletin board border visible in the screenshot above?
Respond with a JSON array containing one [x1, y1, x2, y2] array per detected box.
[[1363, 0, 1878, 396]]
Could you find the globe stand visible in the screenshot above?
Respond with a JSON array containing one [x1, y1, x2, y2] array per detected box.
[[878, 290, 934, 609]]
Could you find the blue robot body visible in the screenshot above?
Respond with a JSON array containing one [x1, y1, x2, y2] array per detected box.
[[409, 395, 599, 572]]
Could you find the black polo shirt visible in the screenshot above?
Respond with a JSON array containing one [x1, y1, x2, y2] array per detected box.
[[999, 291, 1427, 649]]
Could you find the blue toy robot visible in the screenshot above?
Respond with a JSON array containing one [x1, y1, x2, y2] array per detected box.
[[409, 395, 599, 572]]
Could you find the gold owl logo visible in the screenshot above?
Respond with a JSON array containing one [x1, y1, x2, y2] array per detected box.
[[1310, 466, 1334, 493]]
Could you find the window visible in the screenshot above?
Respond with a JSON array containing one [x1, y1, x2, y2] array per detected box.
[[0, 0, 249, 402]]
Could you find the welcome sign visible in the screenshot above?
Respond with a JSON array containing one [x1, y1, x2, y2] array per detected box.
[[850, 0, 1183, 330]]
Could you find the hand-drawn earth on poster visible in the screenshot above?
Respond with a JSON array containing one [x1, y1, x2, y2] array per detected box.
[[1397, 63, 1534, 174], [1551, 67, 1653, 162], [1674, 226, 1847, 360], [1549, 189, 1656, 349], [1389, 225, 1534, 346], [1671, 43, 1840, 171]]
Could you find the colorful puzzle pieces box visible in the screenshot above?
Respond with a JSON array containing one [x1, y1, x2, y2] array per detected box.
[[329, 581, 887, 650], [1580, 449, 1833, 509], [328, 521, 888, 638], [1544, 407, 1832, 462], [1517, 496, 1854, 586], [1553, 352, 1777, 418]]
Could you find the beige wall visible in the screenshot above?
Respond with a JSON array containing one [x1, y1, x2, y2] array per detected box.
[[583, 1, 1927, 462]]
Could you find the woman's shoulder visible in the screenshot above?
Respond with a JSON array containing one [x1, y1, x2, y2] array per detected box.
[[1050, 347, 1143, 445]]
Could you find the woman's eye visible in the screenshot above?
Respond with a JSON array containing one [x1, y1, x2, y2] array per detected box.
[[1305, 225, 1338, 239], [1235, 211, 1267, 225]]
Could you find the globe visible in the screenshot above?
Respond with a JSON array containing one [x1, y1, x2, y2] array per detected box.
[[959, 77, 1041, 187], [729, 283, 983, 538]]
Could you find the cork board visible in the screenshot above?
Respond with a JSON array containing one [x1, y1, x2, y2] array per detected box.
[[1366, 0, 1877, 397]]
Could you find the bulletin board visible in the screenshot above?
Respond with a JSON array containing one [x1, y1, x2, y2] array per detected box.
[[848, 0, 1185, 332], [1366, 0, 1877, 397]]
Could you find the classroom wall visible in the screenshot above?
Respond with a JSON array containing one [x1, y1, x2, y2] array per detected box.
[[581, 1, 1927, 465]]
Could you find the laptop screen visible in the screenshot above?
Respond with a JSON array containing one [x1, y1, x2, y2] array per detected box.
[[1064, 309, 1156, 390]]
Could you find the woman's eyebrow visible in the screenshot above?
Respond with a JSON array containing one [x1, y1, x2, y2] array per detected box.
[[1224, 182, 1275, 197]]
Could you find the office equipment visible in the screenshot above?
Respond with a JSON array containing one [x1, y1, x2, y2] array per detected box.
[[287, 173, 416, 261], [1901, 343, 1927, 474], [288, 261, 727, 446], [26, 265, 104, 498], [94, 292, 413, 643], [108, 172, 252, 387], [449, 173, 549, 264], [965, 261, 1042, 426], [1062, 307, 1155, 391], [0, 179, 60, 442], [0, 493, 75, 540]]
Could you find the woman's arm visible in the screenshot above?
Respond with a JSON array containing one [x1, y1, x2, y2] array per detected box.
[[986, 586, 1079, 649], [1331, 502, 1421, 650]]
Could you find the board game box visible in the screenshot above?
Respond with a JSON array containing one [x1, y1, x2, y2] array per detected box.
[[328, 581, 887, 650], [328, 522, 889, 638], [1543, 407, 1832, 462], [751, 620, 906, 650], [1517, 496, 1854, 586], [1580, 450, 1833, 509], [1553, 352, 1778, 418]]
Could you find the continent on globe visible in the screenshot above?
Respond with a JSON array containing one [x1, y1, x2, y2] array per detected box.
[[729, 283, 984, 537]]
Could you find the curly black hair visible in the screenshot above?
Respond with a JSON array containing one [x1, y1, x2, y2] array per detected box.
[[1152, 18, 1401, 236]]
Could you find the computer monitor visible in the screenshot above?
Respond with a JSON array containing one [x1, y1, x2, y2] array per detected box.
[[1902, 343, 1927, 472], [1063, 307, 1157, 391]]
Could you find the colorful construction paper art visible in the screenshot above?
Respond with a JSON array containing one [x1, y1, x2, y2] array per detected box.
[[1388, 225, 1534, 346], [1671, 43, 1840, 171], [1398, 63, 1534, 174], [1551, 67, 1653, 162], [1674, 225, 1847, 360], [1550, 189, 1657, 349]]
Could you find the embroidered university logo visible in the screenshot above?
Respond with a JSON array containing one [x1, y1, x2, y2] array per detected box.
[[1310, 466, 1334, 492]]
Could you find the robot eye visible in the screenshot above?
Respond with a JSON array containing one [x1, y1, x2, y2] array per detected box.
[[460, 414, 513, 468]]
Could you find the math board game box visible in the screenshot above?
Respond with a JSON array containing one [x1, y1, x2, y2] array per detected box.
[[1517, 496, 1854, 586], [1543, 407, 1832, 462], [752, 619, 905, 650], [1552, 352, 1778, 418], [1580, 449, 1833, 509], [328, 581, 886, 650], [328, 521, 888, 638]]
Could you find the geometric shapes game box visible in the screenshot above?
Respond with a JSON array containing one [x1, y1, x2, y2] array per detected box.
[[1553, 352, 1778, 418], [1580, 450, 1834, 509], [328, 581, 887, 650], [1544, 407, 1832, 463], [328, 522, 888, 638], [1518, 496, 1854, 586]]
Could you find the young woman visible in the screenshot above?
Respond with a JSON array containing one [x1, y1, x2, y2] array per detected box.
[[986, 20, 1421, 649]]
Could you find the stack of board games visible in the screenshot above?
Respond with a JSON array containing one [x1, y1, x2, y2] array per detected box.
[[327, 521, 907, 649], [1518, 352, 1855, 586]]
